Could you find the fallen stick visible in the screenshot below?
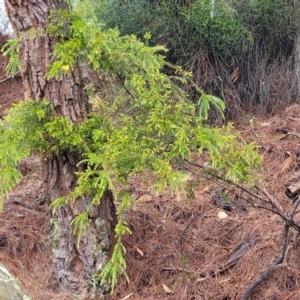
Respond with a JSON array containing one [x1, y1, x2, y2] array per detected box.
[[279, 130, 300, 140], [0, 72, 21, 84], [240, 197, 300, 300], [120, 293, 133, 300], [240, 262, 288, 300]]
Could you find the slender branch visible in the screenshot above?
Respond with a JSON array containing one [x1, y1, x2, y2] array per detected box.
[[103, 57, 136, 100], [0, 72, 21, 84], [279, 130, 300, 140], [249, 118, 259, 138], [241, 263, 288, 300], [180, 160, 300, 299], [115, 71, 136, 100], [184, 167, 270, 211], [181, 160, 272, 209], [162, 267, 192, 273], [182, 159, 300, 299], [240, 224, 289, 300], [241, 198, 300, 299], [179, 163, 274, 210], [120, 293, 133, 300], [256, 185, 285, 214], [184, 159, 269, 204], [183, 159, 300, 231]]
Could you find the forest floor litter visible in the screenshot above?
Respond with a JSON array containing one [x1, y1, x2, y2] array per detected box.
[[2, 47, 300, 299]]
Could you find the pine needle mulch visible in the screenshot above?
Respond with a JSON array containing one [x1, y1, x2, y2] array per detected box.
[[114, 103, 300, 300], [2, 104, 300, 300]]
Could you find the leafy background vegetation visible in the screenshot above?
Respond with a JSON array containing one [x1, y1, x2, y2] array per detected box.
[[95, 0, 299, 116]]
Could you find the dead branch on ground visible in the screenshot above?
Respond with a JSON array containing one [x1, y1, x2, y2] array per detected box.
[[0, 72, 21, 84], [182, 159, 300, 299], [241, 196, 300, 299], [240, 224, 289, 300]]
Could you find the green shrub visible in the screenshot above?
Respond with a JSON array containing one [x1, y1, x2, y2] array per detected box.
[[179, 0, 253, 66], [94, 0, 298, 64], [1, 1, 262, 289], [92, 0, 165, 42], [246, 0, 297, 56]]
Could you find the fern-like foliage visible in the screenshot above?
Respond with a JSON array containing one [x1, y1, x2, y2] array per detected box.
[[0, 0, 262, 293], [0, 100, 52, 206], [1, 39, 21, 76]]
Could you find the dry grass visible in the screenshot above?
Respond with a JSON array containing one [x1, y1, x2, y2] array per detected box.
[[183, 49, 298, 122]]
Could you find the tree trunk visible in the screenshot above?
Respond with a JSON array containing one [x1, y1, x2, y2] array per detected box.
[[4, 0, 116, 296]]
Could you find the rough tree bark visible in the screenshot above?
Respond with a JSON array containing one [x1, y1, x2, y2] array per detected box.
[[4, 0, 116, 296]]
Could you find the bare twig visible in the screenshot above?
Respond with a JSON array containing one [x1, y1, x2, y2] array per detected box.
[[103, 57, 136, 100], [241, 224, 290, 300], [256, 185, 285, 215], [249, 118, 259, 138], [182, 157, 300, 298], [289, 195, 300, 218], [241, 198, 300, 299], [279, 130, 300, 140], [241, 263, 288, 300], [183, 159, 300, 231], [183, 159, 266, 203], [178, 214, 195, 255], [0, 72, 21, 84], [181, 160, 273, 211], [120, 293, 133, 300]]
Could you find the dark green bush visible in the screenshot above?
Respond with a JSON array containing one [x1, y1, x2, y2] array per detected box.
[[92, 0, 166, 42], [92, 0, 299, 116], [245, 0, 297, 56], [95, 0, 297, 62], [179, 0, 253, 66]]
